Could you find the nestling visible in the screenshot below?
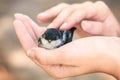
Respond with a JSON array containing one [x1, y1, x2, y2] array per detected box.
[[38, 27, 76, 49]]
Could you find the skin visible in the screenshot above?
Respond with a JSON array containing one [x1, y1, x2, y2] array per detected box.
[[37, 1, 120, 36], [13, 1, 120, 80]]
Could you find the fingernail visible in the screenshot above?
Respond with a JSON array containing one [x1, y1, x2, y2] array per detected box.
[[81, 21, 92, 30], [27, 49, 35, 59], [14, 13, 23, 17], [48, 23, 54, 28], [60, 23, 67, 29], [14, 13, 24, 19]]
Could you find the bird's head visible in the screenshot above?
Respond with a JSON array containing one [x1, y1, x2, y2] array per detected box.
[[41, 28, 61, 43]]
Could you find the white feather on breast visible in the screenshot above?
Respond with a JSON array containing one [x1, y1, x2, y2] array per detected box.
[[40, 38, 62, 49]]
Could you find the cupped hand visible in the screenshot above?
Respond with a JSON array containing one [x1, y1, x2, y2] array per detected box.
[[13, 13, 46, 51], [27, 36, 120, 79], [38, 1, 120, 36], [13, 14, 60, 79], [13, 13, 120, 79]]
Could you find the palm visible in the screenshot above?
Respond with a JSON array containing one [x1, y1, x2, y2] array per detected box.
[[14, 14, 46, 52], [13, 14, 120, 79]]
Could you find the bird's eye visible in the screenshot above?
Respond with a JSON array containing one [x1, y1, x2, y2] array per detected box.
[[48, 40, 52, 43]]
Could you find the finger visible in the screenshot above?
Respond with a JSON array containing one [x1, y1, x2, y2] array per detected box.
[[21, 14, 46, 38], [15, 13, 36, 40], [59, 2, 95, 30], [14, 13, 46, 40], [60, 1, 110, 30], [27, 48, 80, 78], [48, 6, 75, 29], [94, 1, 111, 21], [13, 20, 37, 51], [37, 3, 69, 23], [75, 25, 92, 37], [27, 47, 66, 65], [81, 20, 103, 35]]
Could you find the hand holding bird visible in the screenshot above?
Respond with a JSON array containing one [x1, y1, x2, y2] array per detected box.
[[13, 13, 120, 80]]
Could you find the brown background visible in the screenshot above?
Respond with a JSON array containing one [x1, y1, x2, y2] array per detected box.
[[0, 0, 120, 80]]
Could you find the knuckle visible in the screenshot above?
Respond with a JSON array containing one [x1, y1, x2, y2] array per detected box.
[[72, 3, 79, 7], [95, 1, 105, 4], [72, 1, 93, 9], [58, 3, 69, 7], [95, 1, 109, 11], [63, 5, 75, 12], [95, 1, 107, 8], [84, 1, 93, 5]]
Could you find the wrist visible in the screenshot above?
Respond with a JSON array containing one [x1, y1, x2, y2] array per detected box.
[[101, 53, 120, 80], [95, 37, 120, 79]]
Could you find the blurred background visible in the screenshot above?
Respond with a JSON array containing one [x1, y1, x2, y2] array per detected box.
[[0, 0, 120, 80]]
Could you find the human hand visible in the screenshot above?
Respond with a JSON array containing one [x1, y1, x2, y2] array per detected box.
[[13, 13, 59, 79], [13, 13, 120, 79], [13, 13, 75, 79], [38, 1, 120, 36], [13, 13, 46, 51], [28, 36, 120, 80]]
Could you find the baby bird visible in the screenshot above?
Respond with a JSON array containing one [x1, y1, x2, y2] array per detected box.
[[38, 27, 76, 49]]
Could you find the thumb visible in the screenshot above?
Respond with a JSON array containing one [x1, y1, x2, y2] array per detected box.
[[81, 20, 104, 35], [27, 48, 66, 65]]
